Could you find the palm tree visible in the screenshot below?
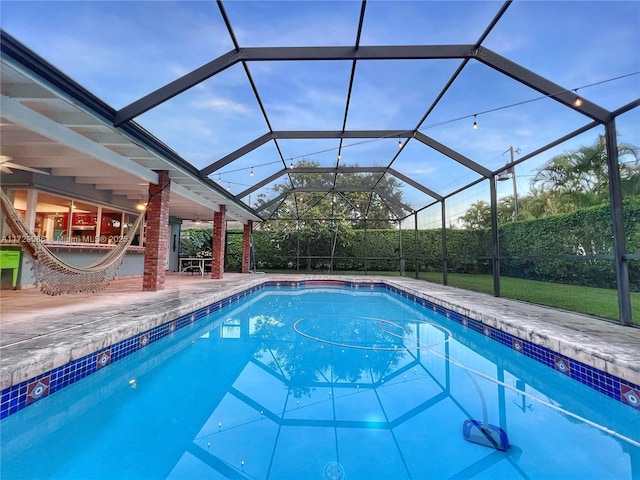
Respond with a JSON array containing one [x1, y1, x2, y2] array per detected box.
[[531, 135, 639, 211], [459, 200, 491, 229]]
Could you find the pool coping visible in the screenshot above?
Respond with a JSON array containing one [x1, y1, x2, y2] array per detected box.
[[1, 274, 640, 418]]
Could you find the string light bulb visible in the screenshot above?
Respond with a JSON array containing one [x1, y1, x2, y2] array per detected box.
[[227, 182, 231, 191], [398, 139, 402, 149], [573, 90, 583, 107], [337, 153, 341, 161], [289, 160, 294, 169], [218, 174, 222, 183], [472, 115, 478, 130], [250, 166, 254, 177]]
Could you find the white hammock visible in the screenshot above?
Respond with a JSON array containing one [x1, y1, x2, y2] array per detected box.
[[0, 188, 145, 295]]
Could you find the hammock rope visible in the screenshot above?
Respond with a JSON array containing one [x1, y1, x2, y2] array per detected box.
[[0, 188, 145, 295]]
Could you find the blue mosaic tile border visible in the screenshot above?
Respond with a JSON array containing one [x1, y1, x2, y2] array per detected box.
[[2, 279, 639, 420], [0, 283, 264, 420], [381, 283, 640, 410]]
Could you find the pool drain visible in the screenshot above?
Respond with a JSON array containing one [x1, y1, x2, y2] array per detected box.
[[323, 461, 345, 480]]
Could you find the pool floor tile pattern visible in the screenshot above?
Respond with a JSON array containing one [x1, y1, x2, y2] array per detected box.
[[1, 275, 640, 419]]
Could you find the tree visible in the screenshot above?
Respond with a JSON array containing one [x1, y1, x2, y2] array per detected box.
[[254, 159, 407, 228], [531, 134, 640, 211], [517, 187, 566, 218], [459, 201, 491, 229], [459, 197, 516, 229], [179, 227, 212, 257], [253, 159, 408, 270], [459, 135, 640, 228]]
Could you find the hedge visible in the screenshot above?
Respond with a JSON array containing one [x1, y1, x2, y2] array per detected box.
[[498, 199, 639, 290], [184, 199, 639, 290]]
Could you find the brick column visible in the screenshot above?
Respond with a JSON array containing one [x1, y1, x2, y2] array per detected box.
[[241, 220, 253, 273], [211, 205, 226, 279], [143, 171, 170, 291]]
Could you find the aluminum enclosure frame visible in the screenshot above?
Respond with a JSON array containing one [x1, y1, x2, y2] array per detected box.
[[3, 0, 636, 324], [113, 0, 634, 325]]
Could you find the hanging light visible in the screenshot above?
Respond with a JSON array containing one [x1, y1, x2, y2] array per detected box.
[[289, 160, 294, 169], [398, 139, 402, 149], [337, 153, 341, 161], [218, 174, 222, 183], [573, 90, 583, 107], [135, 202, 147, 211], [228, 181, 232, 191], [472, 115, 478, 130], [250, 167, 254, 177], [194, 218, 202, 225]]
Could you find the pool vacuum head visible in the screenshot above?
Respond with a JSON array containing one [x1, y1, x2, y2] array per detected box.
[[463, 419, 510, 451]]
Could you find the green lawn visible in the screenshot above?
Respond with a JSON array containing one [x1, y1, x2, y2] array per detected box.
[[419, 272, 639, 324], [261, 269, 639, 324]]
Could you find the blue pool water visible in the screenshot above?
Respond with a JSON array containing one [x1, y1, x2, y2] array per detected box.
[[1, 286, 639, 479]]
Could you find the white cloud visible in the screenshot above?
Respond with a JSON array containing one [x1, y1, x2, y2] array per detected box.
[[406, 165, 437, 176], [192, 97, 251, 115]]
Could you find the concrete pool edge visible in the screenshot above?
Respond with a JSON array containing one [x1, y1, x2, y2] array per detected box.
[[382, 279, 640, 385], [0, 276, 268, 390], [1, 275, 639, 419]]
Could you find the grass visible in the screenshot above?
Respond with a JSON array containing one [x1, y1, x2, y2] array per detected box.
[[261, 268, 639, 324], [419, 272, 639, 324]]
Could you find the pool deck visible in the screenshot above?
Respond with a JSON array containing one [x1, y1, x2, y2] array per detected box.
[[1, 273, 640, 392]]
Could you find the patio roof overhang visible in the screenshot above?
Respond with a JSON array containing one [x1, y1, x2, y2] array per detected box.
[[0, 31, 261, 224]]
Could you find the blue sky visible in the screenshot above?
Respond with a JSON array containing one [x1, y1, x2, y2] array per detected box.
[[1, 0, 639, 218]]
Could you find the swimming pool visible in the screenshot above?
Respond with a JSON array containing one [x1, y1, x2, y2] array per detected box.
[[1, 284, 639, 479]]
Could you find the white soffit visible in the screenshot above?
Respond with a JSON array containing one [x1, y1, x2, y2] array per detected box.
[[0, 58, 260, 223]]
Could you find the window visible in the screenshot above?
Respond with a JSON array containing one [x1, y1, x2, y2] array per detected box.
[[4, 189, 142, 245]]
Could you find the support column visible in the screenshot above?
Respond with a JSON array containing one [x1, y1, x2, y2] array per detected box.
[[364, 218, 368, 275], [441, 200, 448, 286], [414, 212, 419, 279], [241, 220, 253, 273], [25, 189, 38, 232], [398, 219, 404, 276], [605, 120, 632, 325], [490, 176, 501, 297], [211, 205, 226, 279], [143, 171, 170, 291], [296, 220, 301, 272]]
